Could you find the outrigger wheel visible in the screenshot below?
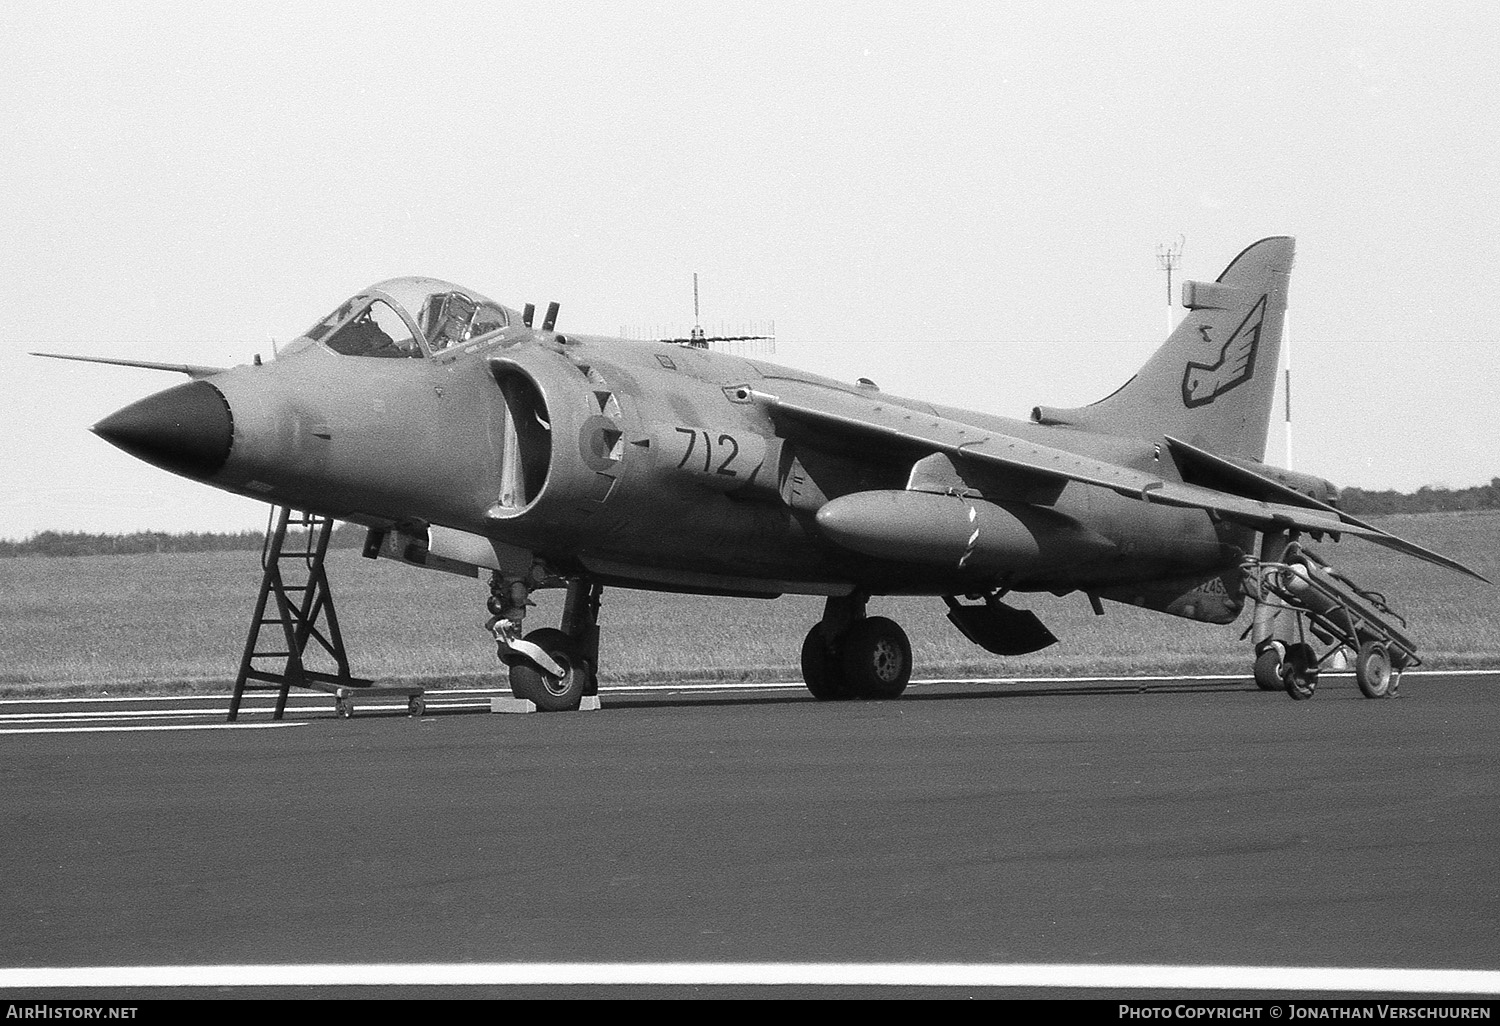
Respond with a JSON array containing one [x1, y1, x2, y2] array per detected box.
[[1354, 640, 1395, 699], [508, 627, 590, 711], [1253, 643, 1286, 692], [1281, 642, 1320, 701], [1253, 641, 1320, 699]]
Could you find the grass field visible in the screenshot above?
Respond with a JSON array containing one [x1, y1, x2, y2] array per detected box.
[[2, 511, 1497, 696]]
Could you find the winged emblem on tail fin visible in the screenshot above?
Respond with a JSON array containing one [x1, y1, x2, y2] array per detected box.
[[1181, 295, 1267, 408]]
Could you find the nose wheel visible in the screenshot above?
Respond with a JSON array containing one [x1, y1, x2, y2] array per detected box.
[[490, 573, 602, 712], [508, 627, 590, 711]]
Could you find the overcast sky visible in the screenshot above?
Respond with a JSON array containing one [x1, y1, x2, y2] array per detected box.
[[3, 2, 1497, 537]]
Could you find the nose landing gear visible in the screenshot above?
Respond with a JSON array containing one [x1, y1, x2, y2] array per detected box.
[[507, 626, 590, 710], [488, 570, 602, 712]]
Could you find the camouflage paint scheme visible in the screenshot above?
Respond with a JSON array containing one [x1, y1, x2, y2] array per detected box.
[[63, 238, 1482, 706]]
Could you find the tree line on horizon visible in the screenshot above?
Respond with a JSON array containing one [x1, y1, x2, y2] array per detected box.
[[0, 523, 368, 558], [4, 480, 1500, 557], [1338, 479, 1500, 515]]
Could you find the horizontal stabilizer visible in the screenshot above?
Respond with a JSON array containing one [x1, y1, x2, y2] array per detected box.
[[1165, 435, 1339, 511], [32, 352, 227, 380]]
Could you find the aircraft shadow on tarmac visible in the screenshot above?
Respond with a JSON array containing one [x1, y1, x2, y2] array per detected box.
[[609, 679, 1259, 711], [386, 677, 1261, 717]]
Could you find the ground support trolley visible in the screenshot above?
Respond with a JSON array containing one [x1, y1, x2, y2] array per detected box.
[[228, 506, 424, 721], [1243, 543, 1417, 701], [309, 680, 426, 720]]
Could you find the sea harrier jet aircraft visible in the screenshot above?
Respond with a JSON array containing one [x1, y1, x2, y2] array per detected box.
[[44, 236, 1484, 709]]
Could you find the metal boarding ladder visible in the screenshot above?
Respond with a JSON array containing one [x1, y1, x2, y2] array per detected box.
[[227, 507, 423, 721]]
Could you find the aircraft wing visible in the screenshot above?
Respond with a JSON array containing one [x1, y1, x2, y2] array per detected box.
[[751, 385, 1488, 582], [1160, 434, 1487, 581], [32, 352, 228, 380]]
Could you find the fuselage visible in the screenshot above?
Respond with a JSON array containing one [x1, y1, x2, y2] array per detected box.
[[91, 277, 1252, 607], [80, 247, 1484, 705]]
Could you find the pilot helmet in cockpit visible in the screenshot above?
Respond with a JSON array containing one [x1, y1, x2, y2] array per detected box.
[[426, 292, 478, 351]]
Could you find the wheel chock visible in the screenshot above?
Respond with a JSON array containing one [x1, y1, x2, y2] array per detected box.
[[489, 695, 603, 713], [491, 696, 536, 714]]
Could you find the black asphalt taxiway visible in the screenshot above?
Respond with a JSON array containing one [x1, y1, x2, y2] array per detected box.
[[1, 672, 1497, 998]]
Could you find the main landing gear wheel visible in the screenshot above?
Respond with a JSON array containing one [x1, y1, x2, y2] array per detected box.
[[800, 615, 912, 701], [1253, 644, 1285, 692], [1354, 640, 1394, 699], [840, 616, 912, 699], [800, 623, 852, 701], [508, 627, 589, 711], [1282, 642, 1319, 701]]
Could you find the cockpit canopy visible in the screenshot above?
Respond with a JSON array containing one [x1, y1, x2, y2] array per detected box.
[[296, 277, 517, 359]]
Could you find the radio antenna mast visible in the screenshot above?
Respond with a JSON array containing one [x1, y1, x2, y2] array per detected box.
[[652, 273, 774, 353], [1156, 235, 1185, 335], [690, 272, 706, 348]]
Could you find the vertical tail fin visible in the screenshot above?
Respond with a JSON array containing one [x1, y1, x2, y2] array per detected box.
[[1031, 236, 1294, 460]]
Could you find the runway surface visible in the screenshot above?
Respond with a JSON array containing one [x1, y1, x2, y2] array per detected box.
[[2, 672, 1497, 998]]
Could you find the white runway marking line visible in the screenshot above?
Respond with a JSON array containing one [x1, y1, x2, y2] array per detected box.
[[1, 667, 1492, 709], [0, 722, 306, 735], [593, 668, 1500, 692], [1, 668, 1492, 725], [0, 708, 241, 722], [0, 706, 476, 723], [0, 962, 1496, 992]]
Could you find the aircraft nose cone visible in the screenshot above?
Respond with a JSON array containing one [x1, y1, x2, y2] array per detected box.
[[92, 380, 233, 479]]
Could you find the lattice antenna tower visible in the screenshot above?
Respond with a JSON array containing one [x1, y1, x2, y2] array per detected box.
[[1156, 235, 1185, 335]]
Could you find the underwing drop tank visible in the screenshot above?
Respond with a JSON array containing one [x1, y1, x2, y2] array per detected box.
[[814, 490, 1116, 575]]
